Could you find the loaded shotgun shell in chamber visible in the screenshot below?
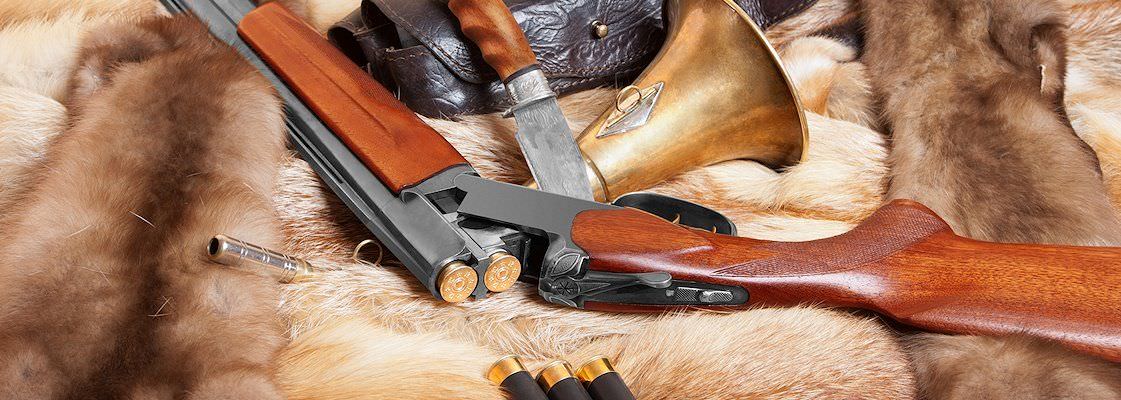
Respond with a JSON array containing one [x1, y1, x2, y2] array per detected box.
[[437, 260, 478, 303], [487, 356, 548, 400], [536, 361, 593, 400], [207, 235, 315, 283], [575, 357, 636, 400], [483, 250, 522, 292]]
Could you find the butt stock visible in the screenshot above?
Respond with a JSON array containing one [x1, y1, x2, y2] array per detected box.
[[237, 3, 466, 193], [573, 200, 1121, 362]]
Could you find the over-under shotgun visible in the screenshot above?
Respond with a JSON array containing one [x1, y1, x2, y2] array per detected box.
[[171, 0, 1121, 362]]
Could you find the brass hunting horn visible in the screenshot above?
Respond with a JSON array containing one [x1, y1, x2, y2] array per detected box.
[[534, 0, 808, 201]]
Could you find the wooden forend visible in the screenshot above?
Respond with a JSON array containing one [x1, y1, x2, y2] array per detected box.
[[239, 3, 467, 193]]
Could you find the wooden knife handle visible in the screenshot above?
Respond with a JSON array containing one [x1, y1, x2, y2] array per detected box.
[[572, 200, 1121, 362], [448, 0, 538, 80], [238, 3, 467, 193]]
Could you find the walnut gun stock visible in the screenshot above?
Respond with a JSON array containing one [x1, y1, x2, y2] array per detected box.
[[572, 200, 1121, 362]]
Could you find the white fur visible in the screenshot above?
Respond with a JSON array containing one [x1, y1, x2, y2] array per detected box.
[[0, 86, 65, 213]]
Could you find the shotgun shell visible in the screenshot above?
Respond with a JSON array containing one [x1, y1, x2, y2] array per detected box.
[[483, 251, 522, 292], [536, 361, 593, 400], [207, 235, 314, 283], [575, 357, 636, 400], [487, 356, 548, 400], [437, 261, 478, 303]]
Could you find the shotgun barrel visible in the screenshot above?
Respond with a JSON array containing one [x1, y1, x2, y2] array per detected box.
[[165, 0, 535, 303]]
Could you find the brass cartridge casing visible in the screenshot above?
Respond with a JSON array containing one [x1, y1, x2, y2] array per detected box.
[[484, 251, 522, 292], [574, 357, 615, 382], [488, 355, 530, 385], [437, 261, 478, 303], [536, 361, 577, 391], [488, 356, 549, 400], [576, 356, 636, 400]]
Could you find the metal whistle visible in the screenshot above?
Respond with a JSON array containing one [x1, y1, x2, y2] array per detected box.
[[207, 234, 314, 283]]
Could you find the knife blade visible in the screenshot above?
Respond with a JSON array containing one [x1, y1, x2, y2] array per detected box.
[[448, 0, 595, 200]]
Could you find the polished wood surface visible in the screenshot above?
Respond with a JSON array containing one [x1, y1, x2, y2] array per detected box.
[[238, 3, 467, 193], [573, 199, 1121, 362], [448, 0, 539, 80]]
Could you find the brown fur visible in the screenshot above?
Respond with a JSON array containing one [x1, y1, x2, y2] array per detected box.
[[908, 334, 1121, 400], [0, 16, 287, 399], [864, 0, 1121, 245]]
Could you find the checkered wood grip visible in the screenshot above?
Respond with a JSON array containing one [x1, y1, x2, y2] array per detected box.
[[714, 202, 952, 277]]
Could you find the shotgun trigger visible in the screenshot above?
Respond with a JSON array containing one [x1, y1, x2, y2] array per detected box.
[[612, 192, 737, 235]]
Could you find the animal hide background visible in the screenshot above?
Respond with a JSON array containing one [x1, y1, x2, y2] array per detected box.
[[1, 0, 1120, 398]]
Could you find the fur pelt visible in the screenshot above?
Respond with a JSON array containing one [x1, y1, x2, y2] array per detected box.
[[0, 16, 288, 398], [3, 0, 1121, 399], [0, 0, 163, 102], [273, 0, 358, 33], [0, 0, 160, 28], [863, 0, 1121, 397], [0, 13, 116, 102], [277, 318, 504, 399], [908, 334, 1121, 400], [0, 87, 63, 215], [864, 0, 1121, 246]]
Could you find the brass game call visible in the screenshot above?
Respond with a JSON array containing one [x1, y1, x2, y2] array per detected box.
[[207, 235, 315, 283], [529, 0, 808, 201], [488, 356, 548, 400], [575, 357, 636, 400], [536, 361, 593, 400]]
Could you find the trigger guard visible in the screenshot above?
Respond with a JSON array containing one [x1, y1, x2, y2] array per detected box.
[[612, 192, 737, 235]]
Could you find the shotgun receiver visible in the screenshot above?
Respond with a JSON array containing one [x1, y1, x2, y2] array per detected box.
[[168, 0, 1121, 362]]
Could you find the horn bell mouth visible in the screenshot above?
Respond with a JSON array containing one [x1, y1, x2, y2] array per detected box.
[[569, 0, 809, 201]]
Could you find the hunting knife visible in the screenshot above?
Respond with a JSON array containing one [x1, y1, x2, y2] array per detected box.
[[447, 0, 595, 201]]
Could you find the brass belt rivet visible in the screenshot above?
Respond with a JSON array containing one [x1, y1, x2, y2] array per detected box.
[[484, 251, 522, 292], [437, 261, 477, 303], [592, 20, 609, 38]]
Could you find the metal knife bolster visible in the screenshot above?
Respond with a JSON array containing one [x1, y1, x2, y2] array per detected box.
[[503, 66, 555, 114]]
